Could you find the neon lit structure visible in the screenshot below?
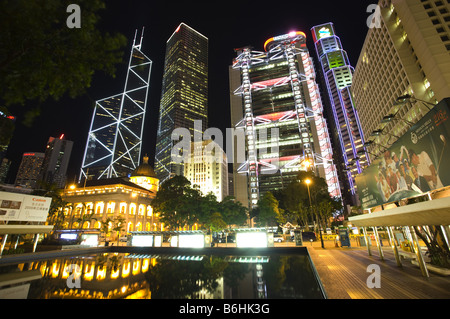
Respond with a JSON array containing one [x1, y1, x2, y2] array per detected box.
[[311, 23, 368, 201], [230, 31, 341, 210], [80, 29, 152, 181]]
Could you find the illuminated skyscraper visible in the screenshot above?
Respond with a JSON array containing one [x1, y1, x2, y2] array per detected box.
[[15, 152, 45, 188], [39, 134, 73, 188], [154, 23, 208, 184], [352, 0, 450, 160], [80, 29, 152, 181], [311, 22, 368, 206], [230, 31, 341, 209]]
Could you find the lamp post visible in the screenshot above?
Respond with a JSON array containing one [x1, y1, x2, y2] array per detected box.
[[305, 178, 325, 249], [396, 94, 434, 111]]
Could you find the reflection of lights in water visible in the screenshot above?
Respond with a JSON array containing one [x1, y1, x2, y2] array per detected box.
[[132, 260, 140, 275], [122, 261, 130, 277], [97, 266, 106, 280], [84, 263, 95, 281]]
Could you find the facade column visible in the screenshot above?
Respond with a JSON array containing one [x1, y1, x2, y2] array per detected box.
[[387, 226, 402, 267], [362, 227, 372, 256], [32, 233, 40, 253], [409, 226, 429, 278], [373, 227, 384, 261], [0, 234, 8, 256], [440, 225, 450, 250]]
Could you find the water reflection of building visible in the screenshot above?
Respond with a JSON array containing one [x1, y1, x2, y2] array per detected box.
[[24, 254, 155, 299], [62, 158, 161, 234]]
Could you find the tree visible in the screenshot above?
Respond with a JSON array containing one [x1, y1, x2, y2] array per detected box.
[[152, 176, 204, 230], [112, 216, 126, 245], [74, 203, 96, 229], [253, 192, 283, 227], [217, 196, 248, 227], [0, 0, 127, 120]]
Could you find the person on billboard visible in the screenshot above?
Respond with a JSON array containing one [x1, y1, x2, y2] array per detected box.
[[384, 150, 396, 171], [403, 159, 415, 182], [396, 171, 408, 191], [399, 163, 413, 189], [392, 152, 401, 170], [386, 166, 399, 193], [409, 149, 443, 190], [411, 166, 431, 193], [376, 172, 391, 202]]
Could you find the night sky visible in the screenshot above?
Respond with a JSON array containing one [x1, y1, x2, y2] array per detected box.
[[5, 0, 375, 183]]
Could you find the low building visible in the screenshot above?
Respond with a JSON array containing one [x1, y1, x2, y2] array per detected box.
[[62, 159, 161, 239]]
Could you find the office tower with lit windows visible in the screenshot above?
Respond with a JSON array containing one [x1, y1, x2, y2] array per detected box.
[[39, 135, 73, 188], [352, 0, 450, 159], [154, 23, 208, 184], [80, 30, 152, 182], [229, 31, 341, 210], [15, 152, 45, 188], [184, 140, 228, 201], [311, 22, 368, 207]]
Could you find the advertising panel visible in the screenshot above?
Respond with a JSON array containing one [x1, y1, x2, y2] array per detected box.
[[0, 191, 52, 222], [356, 99, 450, 210]]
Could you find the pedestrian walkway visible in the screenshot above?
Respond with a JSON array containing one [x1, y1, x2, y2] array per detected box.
[[307, 242, 450, 299]]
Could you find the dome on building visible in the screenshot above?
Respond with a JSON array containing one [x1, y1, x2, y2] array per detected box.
[[131, 155, 156, 178]]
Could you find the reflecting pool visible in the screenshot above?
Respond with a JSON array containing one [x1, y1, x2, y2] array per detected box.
[[0, 248, 326, 299]]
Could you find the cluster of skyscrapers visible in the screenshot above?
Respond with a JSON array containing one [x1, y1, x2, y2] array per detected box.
[[5, 0, 449, 217]]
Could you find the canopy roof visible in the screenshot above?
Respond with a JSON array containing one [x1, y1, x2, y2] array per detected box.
[[349, 196, 450, 227]]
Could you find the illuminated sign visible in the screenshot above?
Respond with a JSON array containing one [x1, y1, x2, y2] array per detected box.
[[312, 23, 336, 42], [178, 234, 205, 248], [0, 191, 51, 222], [131, 235, 153, 247], [264, 31, 306, 51], [236, 232, 268, 248], [318, 27, 331, 39]]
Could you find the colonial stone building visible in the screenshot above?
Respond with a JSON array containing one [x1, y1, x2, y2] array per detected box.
[[62, 157, 160, 238]]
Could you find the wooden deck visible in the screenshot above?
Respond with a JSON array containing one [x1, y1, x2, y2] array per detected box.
[[307, 245, 450, 299]]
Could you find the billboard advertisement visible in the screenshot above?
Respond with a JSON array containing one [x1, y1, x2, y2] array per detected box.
[[0, 191, 52, 222], [356, 98, 450, 210]]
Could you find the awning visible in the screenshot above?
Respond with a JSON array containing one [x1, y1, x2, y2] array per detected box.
[[0, 225, 54, 235], [349, 196, 450, 227]]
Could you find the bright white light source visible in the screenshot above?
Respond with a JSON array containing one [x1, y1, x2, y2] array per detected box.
[[131, 235, 153, 247], [80, 234, 99, 247], [178, 234, 205, 248], [170, 236, 178, 247], [236, 232, 268, 248], [154, 235, 162, 247], [60, 233, 77, 240]]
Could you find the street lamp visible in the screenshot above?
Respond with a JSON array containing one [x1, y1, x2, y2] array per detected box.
[[304, 178, 325, 249], [364, 140, 388, 151], [396, 94, 434, 111]]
